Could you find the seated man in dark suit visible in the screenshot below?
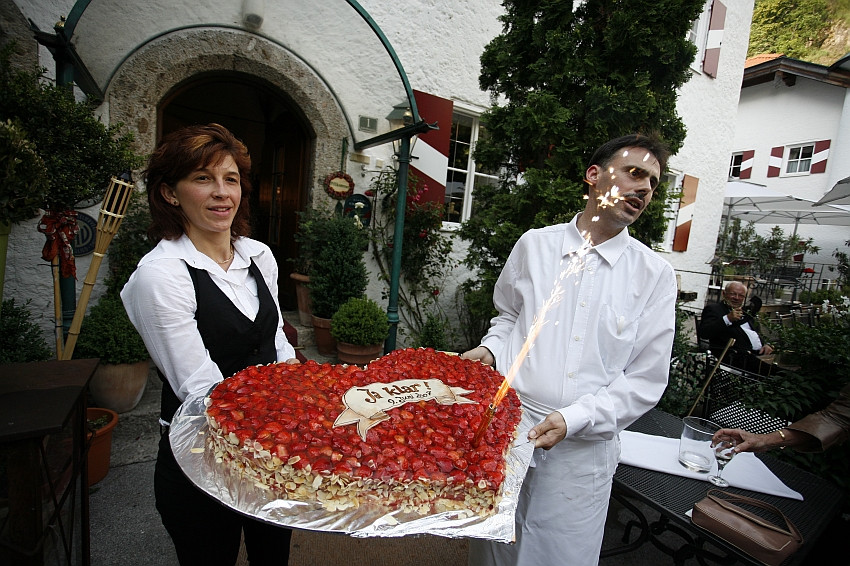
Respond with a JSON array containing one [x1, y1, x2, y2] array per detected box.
[[699, 281, 773, 372]]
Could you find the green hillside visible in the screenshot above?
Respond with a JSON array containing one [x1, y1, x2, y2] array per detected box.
[[749, 0, 850, 65]]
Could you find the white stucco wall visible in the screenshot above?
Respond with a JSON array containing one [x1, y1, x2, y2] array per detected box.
[[663, 0, 755, 310], [735, 77, 847, 201], [359, 0, 502, 108], [7, 0, 505, 347], [7, 0, 754, 348]]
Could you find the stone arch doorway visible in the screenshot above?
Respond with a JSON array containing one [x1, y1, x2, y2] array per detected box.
[[106, 30, 352, 312], [159, 74, 309, 310]]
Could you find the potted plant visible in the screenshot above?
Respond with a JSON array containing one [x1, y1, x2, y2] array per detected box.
[[289, 208, 325, 326], [0, 297, 52, 363], [86, 406, 118, 486], [74, 295, 150, 413], [307, 212, 370, 355], [331, 296, 389, 364]]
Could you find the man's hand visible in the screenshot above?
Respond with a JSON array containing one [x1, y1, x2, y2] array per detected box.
[[728, 307, 744, 322], [759, 344, 774, 355], [461, 346, 495, 367], [284, 358, 301, 364], [528, 411, 567, 450]]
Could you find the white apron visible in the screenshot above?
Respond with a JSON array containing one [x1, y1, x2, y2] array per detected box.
[[469, 434, 620, 566]]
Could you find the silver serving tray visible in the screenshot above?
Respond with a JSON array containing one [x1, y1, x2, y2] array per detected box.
[[170, 390, 534, 542]]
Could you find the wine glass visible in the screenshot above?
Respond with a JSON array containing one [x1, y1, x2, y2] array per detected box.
[[708, 439, 737, 487]]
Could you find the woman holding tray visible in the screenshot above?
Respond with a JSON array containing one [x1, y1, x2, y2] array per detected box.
[[122, 123, 299, 566]]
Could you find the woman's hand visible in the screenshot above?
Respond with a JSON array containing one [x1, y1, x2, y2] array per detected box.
[[713, 428, 772, 453]]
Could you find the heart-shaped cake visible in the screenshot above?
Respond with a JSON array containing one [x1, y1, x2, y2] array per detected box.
[[205, 347, 522, 516]]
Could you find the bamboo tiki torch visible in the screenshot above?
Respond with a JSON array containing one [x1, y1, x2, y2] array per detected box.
[[61, 172, 134, 360], [52, 256, 64, 359]]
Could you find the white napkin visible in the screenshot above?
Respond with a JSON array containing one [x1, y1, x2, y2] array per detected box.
[[619, 430, 803, 501]]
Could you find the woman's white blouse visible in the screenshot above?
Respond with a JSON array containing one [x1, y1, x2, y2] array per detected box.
[[121, 235, 296, 402]]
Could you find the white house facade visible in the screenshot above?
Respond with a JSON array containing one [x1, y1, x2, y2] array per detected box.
[[729, 54, 850, 271], [4, 0, 752, 347]]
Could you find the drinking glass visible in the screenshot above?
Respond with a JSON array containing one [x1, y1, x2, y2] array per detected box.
[[709, 439, 737, 487], [678, 417, 721, 473]]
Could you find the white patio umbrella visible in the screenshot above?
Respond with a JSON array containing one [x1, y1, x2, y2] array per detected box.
[[722, 181, 796, 236], [728, 197, 850, 236], [724, 180, 789, 208], [813, 176, 850, 206]]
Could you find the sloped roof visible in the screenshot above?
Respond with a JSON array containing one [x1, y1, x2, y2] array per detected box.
[[744, 53, 783, 68], [743, 54, 850, 88]]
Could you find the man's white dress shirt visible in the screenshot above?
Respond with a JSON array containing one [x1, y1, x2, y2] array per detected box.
[[470, 215, 677, 566]]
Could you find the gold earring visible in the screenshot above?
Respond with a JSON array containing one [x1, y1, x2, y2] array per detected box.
[[172, 199, 179, 206]]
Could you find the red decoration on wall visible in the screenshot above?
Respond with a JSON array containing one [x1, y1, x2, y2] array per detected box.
[[323, 171, 355, 200]]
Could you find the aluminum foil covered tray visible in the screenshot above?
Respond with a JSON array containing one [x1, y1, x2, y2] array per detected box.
[[170, 390, 534, 542]]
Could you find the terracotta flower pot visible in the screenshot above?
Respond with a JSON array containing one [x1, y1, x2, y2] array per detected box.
[[336, 342, 383, 365], [290, 272, 313, 326], [87, 407, 118, 486], [89, 360, 150, 413], [311, 315, 337, 356]]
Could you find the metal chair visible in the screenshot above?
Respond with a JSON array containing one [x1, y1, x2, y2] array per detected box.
[[794, 307, 815, 326], [691, 311, 711, 352], [699, 360, 790, 434]]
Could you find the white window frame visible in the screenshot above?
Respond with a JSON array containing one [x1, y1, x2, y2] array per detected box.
[[784, 143, 815, 176], [729, 152, 743, 179], [660, 170, 683, 252], [442, 110, 499, 228], [687, 0, 712, 74]]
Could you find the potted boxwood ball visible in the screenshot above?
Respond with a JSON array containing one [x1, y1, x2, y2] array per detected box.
[[330, 297, 389, 365], [74, 295, 150, 413]]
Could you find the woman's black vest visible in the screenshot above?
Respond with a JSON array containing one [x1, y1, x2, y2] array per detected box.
[[159, 260, 278, 422]]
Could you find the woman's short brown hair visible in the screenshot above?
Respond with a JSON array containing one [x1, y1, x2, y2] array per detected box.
[[145, 123, 253, 241]]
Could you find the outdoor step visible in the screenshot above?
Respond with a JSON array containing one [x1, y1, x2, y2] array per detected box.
[[282, 310, 315, 348]]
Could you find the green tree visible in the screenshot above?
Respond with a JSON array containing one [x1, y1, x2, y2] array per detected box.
[[748, 0, 834, 61], [0, 44, 140, 210], [459, 0, 703, 323], [831, 239, 850, 287], [0, 119, 48, 227]]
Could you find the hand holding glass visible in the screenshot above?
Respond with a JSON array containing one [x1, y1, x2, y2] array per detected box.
[[709, 438, 737, 487], [678, 417, 721, 473]]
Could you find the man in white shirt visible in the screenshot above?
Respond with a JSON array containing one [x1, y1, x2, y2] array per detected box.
[[463, 134, 678, 566]]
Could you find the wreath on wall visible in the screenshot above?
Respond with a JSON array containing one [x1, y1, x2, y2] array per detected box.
[[323, 171, 355, 200]]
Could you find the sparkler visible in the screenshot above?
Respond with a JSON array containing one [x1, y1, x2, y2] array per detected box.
[[471, 242, 590, 448]]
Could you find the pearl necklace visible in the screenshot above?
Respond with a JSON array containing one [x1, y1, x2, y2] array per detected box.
[[215, 246, 235, 264]]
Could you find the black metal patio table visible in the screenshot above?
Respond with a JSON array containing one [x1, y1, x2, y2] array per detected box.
[[603, 408, 844, 566]]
